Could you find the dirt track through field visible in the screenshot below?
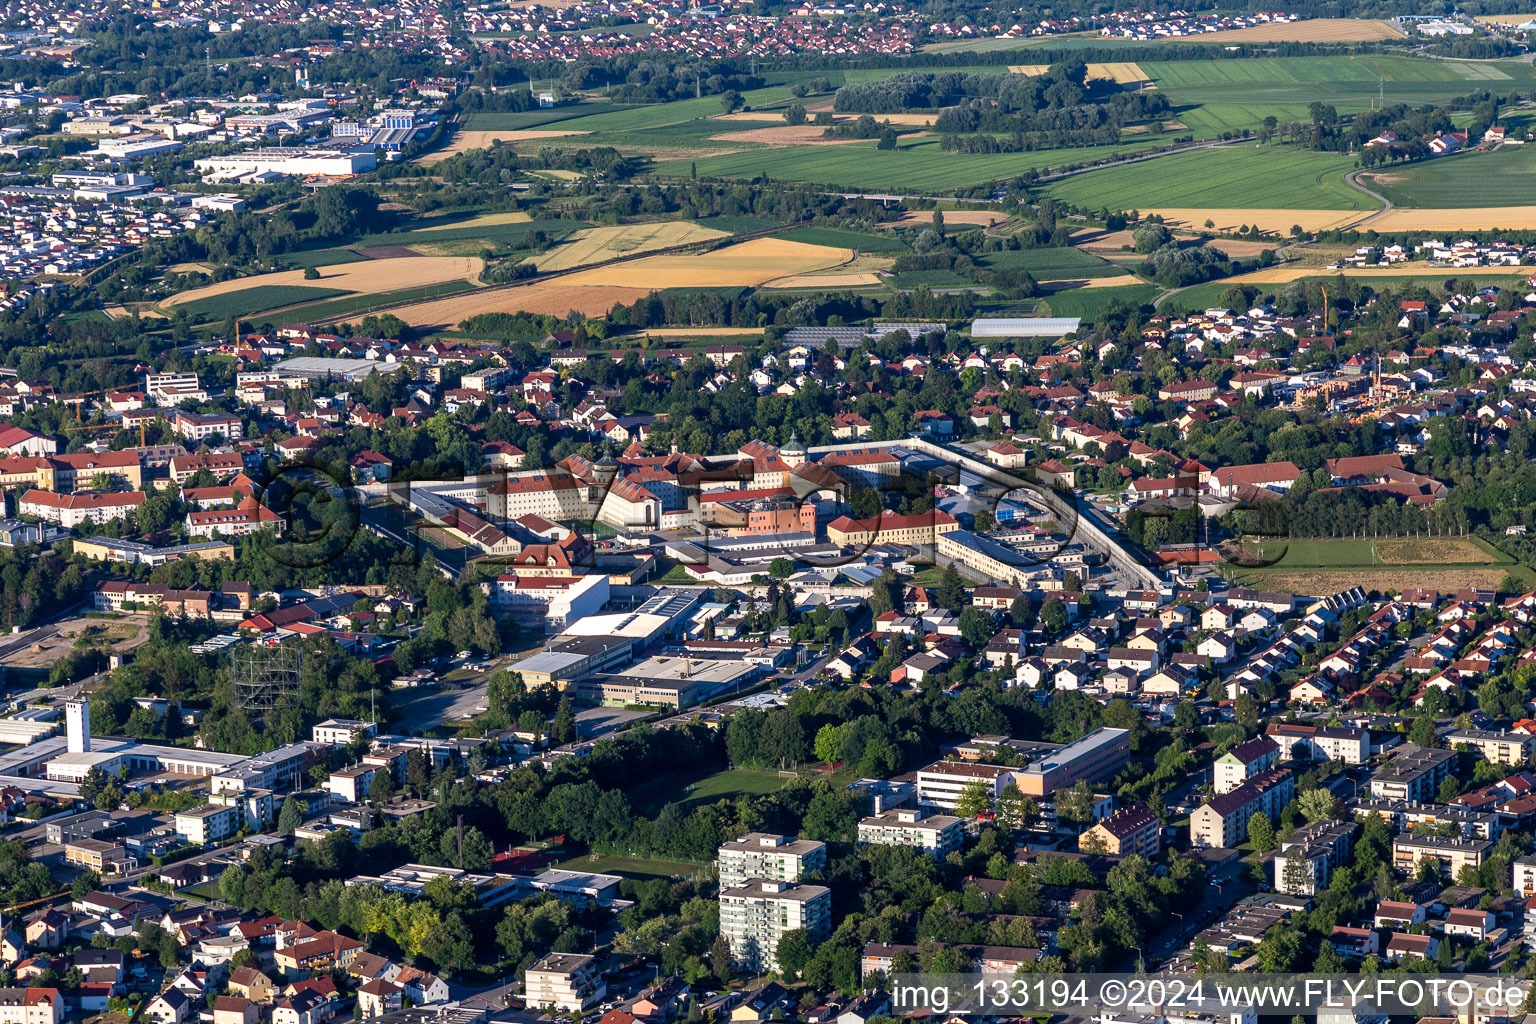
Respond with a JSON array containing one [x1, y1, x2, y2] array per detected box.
[[164, 256, 484, 308]]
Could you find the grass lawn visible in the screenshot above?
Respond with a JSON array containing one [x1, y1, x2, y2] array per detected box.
[[554, 86, 803, 133], [1229, 535, 1508, 569], [1358, 146, 1536, 209], [628, 766, 789, 816], [1043, 143, 1368, 211], [178, 285, 347, 321], [551, 852, 703, 880]]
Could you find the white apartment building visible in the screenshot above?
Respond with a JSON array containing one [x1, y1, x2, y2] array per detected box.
[[19, 489, 144, 528], [145, 372, 207, 406], [523, 953, 605, 1013], [1213, 736, 1280, 795], [0, 987, 63, 1024], [173, 804, 239, 845], [326, 765, 377, 804], [173, 411, 243, 442], [719, 879, 831, 972], [857, 807, 963, 858], [915, 760, 1015, 812], [312, 719, 375, 746], [717, 833, 827, 889]]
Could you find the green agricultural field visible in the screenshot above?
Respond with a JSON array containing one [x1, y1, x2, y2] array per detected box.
[[270, 280, 477, 325], [895, 269, 976, 288], [1168, 270, 1531, 311], [1043, 143, 1369, 210], [663, 134, 1172, 192], [1040, 282, 1159, 319], [553, 86, 802, 133], [277, 248, 371, 270], [1356, 146, 1536, 209], [179, 285, 347, 321], [463, 105, 627, 131], [696, 214, 783, 233], [1147, 55, 1536, 135], [346, 218, 581, 251], [982, 247, 1128, 279], [775, 225, 908, 252]]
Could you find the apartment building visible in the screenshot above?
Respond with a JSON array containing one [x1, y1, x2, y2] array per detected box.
[[1273, 820, 1358, 895], [1370, 745, 1456, 802], [1014, 727, 1131, 797], [0, 988, 62, 1024], [1191, 767, 1295, 848], [523, 953, 605, 1013], [825, 509, 959, 548], [173, 804, 238, 845], [1265, 722, 1370, 764], [717, 833, 826, 890], [1446, 729, 1534, 765], [186, 498, 283, 538], [1213, 736, 1280, 795], [1079, 803, 1160, 857], [857, 807, 964, 858], [1391, 835, 1492, 878], [173, 410, 243, 442], [19, 489, 144, 528], [719, 880, 831, 973], [915, 761, 1015, 812]]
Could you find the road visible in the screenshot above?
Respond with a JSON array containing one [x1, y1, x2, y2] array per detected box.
[[1340, 167, 1393, 231], [1033, 135, 1254, 183]]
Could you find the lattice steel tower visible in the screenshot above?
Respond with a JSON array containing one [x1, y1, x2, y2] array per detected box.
[[231, 642, 303, 711]]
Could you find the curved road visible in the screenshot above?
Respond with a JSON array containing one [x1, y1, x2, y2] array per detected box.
[[1340, 167, 1393, 230]]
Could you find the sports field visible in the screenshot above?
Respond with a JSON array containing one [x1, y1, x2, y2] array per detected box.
[[1043, 144, 1369, 211], [628, 766, 788, 815], [551, 852, 704, 880], [530, 221, 729, 271], [1359, 146, 1536, 209], [1226, 536, 1525, 594]]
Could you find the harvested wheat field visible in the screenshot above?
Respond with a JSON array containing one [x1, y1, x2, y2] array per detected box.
[[1071, 228, 1138, 252], [165, 257, 483, 308], [1204, 238, 1284, 258], [1474, 13, 1536, 24], [1040, 276, 1138, 290], [381, 238, 851, 328], [532, 222, 729, 272], [1147, 208, 1366, 234], [104, 304, 166, 319], [419, 129, 589, 165], [564, 237, 850, 289], [1010, 62, 1151, 85], [418, 211, 531, 231], [892, 209, 1009, 227], [1220, 263, 1527, 286], [763, 272, 883, 288], [387, 283, 653, 326], [1367, 206, 1536, 231], [1151, 18, 1401, 43], [709, 125, 866, 145]]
